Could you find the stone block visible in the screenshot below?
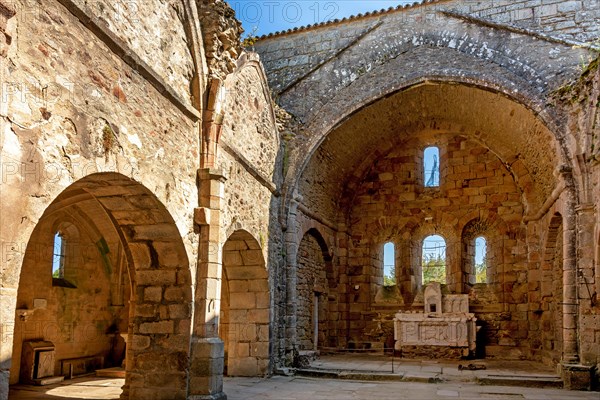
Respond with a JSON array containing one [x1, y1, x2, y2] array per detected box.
[[139, 320, 174, 334], [248, 308, 270, 323], [562, 364, 594, 390], [228, 357, 258, 376], [136, 304, 158, 318], [164, 287, 186, 302], [128, 242, 152, 269], [144, 286, 163, 303], [229, 292, 256, 309], [137, 270, 177, 286], [234, 342, 250, 357], [168, 304, 191, 319], [133, 224, 180, 241], [152, 242, 181, 268], [129, 334, 151, 351]]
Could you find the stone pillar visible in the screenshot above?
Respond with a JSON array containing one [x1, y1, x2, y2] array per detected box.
[[560, 203, 596, 390], [188, 169, 227, 400], [284, 197, 300, 364], [0, 288, 17, 400], [562, 208, 579, 365], [0, 4, 17, 399]]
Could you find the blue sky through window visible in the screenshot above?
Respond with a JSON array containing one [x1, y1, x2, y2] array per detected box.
[[52, 232, 64, 276], [383, 242, 394, 277], [424, 146, 439, 187], [475, 236, 486, 265], [227, 1, 413, 37], [423, 235, 445, 260]]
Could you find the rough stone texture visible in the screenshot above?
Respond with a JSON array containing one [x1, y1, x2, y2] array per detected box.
[[1, 0, 600, 398], [296, 230, 338, 351], [220, 230, 270, 377], [69, 0, 195, 103], [254, 0, 600, 390], [196, 0, 243, 80]]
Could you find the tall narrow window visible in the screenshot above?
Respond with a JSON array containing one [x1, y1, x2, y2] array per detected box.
[[424, 146, 440, 187], [52, 232, 65, 279], [422, 235, 446, 284], [474, 237, 487, 283], [383, 242, 395, 286]]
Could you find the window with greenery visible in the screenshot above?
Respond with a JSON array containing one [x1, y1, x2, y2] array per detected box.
[[383, 242, 396, 286], [474, 236, 487, 283], [52, 230, 76, 288], [424, 146, 440, 187], [52, 232, 65, 279], [422, 235, 446, 284]]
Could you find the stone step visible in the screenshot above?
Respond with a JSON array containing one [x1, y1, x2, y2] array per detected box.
[[295, 368, 564, 389], [477, 374, 563, 389], [95, 367, 126, 378]]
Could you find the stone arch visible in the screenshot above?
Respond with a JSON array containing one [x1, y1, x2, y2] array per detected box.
[[461, 216, 506, 290], [296, 228, 338, 350], [290, 80, 574, 224], [9, 173, 193, 400], [220, 229, 270, 377], [409, 222, 457, 293]]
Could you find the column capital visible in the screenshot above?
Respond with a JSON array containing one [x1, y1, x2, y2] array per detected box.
[[198, 168, 227, 182]]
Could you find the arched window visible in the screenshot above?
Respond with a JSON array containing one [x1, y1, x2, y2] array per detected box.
[[383, 242, 395, 286], [422, 235, 446, 284], [424, 146, 440, 187], [474, 236, 487, 283], [51, 226, 77, 288], [52, 232, 65, 279]]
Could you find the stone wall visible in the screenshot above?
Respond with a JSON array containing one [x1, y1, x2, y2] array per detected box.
[[69, 0, 195, 102], [221, 230, 269, 377], [0, 0, 200, 398], [342, 134, 525, 352], [9, 204, 130, 383], [255, 0, 597, 98], [218, 53, 282, 372], [296, 232, 327, 351]]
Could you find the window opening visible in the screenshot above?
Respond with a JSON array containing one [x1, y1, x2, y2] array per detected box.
[[424, 146, 440, 187], [383, 242, 396, 286], [422, 235, 446, 284], [475, 236, 487, 283]]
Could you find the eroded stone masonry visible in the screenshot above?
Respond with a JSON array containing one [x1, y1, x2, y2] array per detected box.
[[0, 0, 599, 399]]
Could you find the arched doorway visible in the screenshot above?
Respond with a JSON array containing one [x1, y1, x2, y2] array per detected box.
[[539, 213, 564, 365], [296, 229, 336, 351], [220, 230, 270, 376], [9, 173, 193, 400]]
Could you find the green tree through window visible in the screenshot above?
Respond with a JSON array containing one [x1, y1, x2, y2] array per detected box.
[[383, 242, 396, 286], [52, 232, 65, 279], [475, 236, 487, 283], [422, 235, 446, 284]]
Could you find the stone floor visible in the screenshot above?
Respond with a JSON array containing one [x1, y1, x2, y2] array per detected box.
[[8, 375, 600, 400], [304, 354, 562, 383], [8, 355, 599, 400]]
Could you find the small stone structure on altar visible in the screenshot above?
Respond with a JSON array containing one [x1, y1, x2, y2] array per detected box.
[[394, 282, 477, 358]]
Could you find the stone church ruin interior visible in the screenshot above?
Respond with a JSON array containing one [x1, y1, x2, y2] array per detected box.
[[0, 0, 599, 399]]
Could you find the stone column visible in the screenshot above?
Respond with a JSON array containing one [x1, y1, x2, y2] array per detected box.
[[562, 203, 579, 365], [188, 168, 227, 400], [0, 4, 17, 400], [283, 197, 300, 365], [560, 203, 596, 390]]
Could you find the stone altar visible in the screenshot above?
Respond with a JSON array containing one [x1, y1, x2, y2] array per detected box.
[[394, 283, 477, 358]]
